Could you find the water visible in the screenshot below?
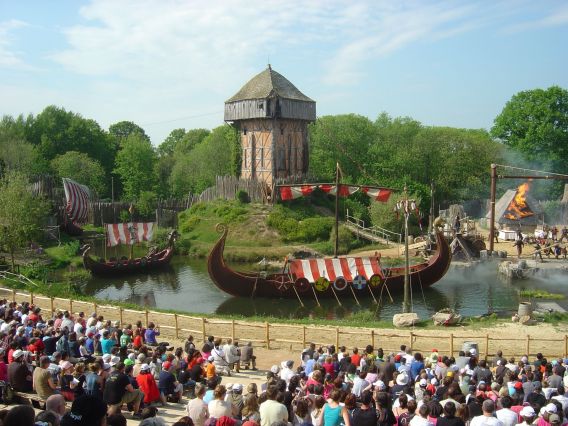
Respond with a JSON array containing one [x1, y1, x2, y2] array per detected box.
[[83, 257, 568, 320]]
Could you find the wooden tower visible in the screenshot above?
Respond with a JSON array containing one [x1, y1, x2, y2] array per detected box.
[[224, 66, 316, 187]]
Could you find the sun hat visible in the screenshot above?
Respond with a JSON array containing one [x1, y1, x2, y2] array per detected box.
[[419, 378, 427, 387], [140, 363, 150, 372], [12, 349, 25, 359], [373, 380, 386, 390], [60, 361, 73, 371], [102, 354, 111, 362], [233, 383, 243, 392], [270, 365, 280, 374], [137, 353, 146, 362], [396, 374, 409, 385], [520, 406, 536, 417], [124, 359, 134, 366], [128, 353, 136, 361], [431, 378, 438, 385], [110, 356, 120, 366], [545, 403, 558, 413]]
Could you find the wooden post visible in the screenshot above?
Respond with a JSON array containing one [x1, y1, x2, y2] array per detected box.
[[231, 320, 235, 341], [174, 314, 179, 340], [145, 310, 149, 327], [409, 331, 413, 349], [69, 299, 73, 314], [93, 302, 97, 316], [485, 334, 489, 359], [11, 289, 15, 302], [50, 297, 54, 316], [526, 335, 530, 357], [265, 322, 270, 349], [335, 327, 339, 349], [119, 308, 123, 325], [30, 292, 33, 305], [564, 335, 567, 358], [371, 330, 375, 348], [302, 326, 306, 347], [450, 333, 454, 357], [201, 317, 206, 342]]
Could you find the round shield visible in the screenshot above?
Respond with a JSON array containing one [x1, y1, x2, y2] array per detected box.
[[369, 274, 383, 288], [314, 277, 330, 292], [333, 276, 348, 291], [352, 275, 367, 290], [295, 278, 310, 293]]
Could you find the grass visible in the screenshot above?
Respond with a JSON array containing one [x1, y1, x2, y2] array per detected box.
[[519, 290, 565, 300]]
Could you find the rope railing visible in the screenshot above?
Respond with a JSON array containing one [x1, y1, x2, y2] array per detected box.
[[0, 286, 565, 360]]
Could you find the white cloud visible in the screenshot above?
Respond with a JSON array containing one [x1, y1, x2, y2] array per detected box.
[[0, 19, 29, 68], [505, 4, 568, 33]]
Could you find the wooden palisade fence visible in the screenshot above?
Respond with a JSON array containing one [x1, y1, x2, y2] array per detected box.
[[0, 287, 566, 360]]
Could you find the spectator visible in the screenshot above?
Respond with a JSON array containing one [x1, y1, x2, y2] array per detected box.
[[240, 342, 257, 371], [187, 383, 209, 426], [259, 385, 288, 426], [159, 360, 183, 403], [36, 409, 61, 426], [470, 400, 503, 426], [4, 404, 35, 426], [103, 361, 144, 418], [46, 394, 68, 421], [60, 395, 108, 426], [33, 355, 57, 400], [8, 349, 32, 392], [107, 413, 127, 426], [352, 390, 376, 425], [137, 363, 162, 405]]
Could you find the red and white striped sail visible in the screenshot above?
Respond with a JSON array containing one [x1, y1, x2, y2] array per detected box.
[[279, 185, 318, 201], [289, 257, 383, 283], [106, 223, 155, 247], [62, 178, 91, 224], [361, 187, 392, 202], [318, 185, 359, 197]]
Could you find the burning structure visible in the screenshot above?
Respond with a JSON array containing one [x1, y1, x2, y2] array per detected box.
[[486, 182, 543, 229]]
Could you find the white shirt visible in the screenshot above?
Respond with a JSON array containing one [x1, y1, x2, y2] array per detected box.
[[553, 394, 568, 411], [470, 414, 504, 426], [409, 416, 433, 426], [496, 408, 518, 426]]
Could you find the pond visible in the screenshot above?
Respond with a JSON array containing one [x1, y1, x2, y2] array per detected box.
[[83, 257, 568, 320]]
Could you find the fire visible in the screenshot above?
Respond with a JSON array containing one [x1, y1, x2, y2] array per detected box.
[[504, 182, 534, 220]]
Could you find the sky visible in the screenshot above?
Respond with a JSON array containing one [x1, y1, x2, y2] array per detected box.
[[1, 0, 567, 146]]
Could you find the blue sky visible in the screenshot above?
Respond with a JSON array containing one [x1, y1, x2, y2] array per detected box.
[[1, 0, 567, 145]]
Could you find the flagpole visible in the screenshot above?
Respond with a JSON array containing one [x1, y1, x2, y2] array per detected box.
[[334, 162, 340, 258]]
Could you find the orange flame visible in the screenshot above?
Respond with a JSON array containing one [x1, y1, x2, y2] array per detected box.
[[504, 182, 534, 220]]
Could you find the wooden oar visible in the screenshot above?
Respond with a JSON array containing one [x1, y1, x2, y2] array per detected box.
[[367, 285, 378, 304], [291, 284, 305, 307], [349, 284, 360, 306], [311, 284, 320, 307], [330, 285, 343, 307]]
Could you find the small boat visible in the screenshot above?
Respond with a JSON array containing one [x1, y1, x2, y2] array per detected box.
[[82, 229, 178, 276], [207, 223, 451, 300]]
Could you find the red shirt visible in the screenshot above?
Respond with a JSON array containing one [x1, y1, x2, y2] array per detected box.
[[133, 335, 143, 349], [136, 372, 161, 404], [351, 353, 361, 366]]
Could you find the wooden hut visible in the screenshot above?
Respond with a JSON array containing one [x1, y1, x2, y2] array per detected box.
[[224, 66, 316, 187]]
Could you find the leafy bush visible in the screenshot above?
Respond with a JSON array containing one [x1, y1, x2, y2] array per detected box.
[[62, 269, 91, 291], [136, 191, 157, 218], [236, 190, 250, 204], [180, 216, 200, 233], [299, 217, 334, 241], [119, 210, 131, 223], [21, 262, 50, 282], [62, 241, 80, 258]]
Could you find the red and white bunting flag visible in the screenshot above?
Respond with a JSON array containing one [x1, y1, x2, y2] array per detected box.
[[361, 187, 392, 202], [279, 185, 317, 201], [318, 185, 359, 197], [62, 178, 91, 224], [106, 222, 155, 247]]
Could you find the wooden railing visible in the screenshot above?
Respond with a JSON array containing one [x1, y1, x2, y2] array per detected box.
[[0, 286, 566, 360]]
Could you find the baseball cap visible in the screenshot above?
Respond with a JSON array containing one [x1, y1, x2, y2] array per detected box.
[[140, 363, 150, 372], [520, 406, 536, 417], [162, 361, 172, 370]]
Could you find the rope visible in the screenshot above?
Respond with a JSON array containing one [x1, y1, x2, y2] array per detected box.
[[494, 164, 568, 178], [418, 270, 427, 306]]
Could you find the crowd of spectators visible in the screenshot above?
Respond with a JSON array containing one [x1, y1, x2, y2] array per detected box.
[[1, 298, 568, 426]]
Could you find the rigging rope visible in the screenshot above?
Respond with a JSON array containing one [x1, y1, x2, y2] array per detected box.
[[494, 164, 568, 178]]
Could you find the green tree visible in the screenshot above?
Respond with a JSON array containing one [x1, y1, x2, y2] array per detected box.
[[50, 151, 106, 196], [173, 128, 211, 155], [109, 121, 150, 145], [24, 106, 117, 179], [308, 114, 376, 181], [0, 115, 46, 176], [114, 134, 157, 200], [158, 128, 187, 157], [491, 86, 568, 168], [0, 171, 48, 269], [169, 125, 237, 196]]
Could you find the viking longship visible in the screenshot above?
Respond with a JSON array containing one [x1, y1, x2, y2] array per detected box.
[[82, 223, 177, 276], [60, 178, 91, 236], [207, 177, 451, 301]]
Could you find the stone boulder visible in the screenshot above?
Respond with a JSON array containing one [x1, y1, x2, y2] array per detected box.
[[393, 313, 420, 327]]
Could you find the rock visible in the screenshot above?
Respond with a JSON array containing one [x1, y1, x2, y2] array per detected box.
[[432, 311, 462, 326], [393, 313, 420, 327]]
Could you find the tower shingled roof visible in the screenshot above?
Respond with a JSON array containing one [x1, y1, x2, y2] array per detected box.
[[226, 66, 314, 103]]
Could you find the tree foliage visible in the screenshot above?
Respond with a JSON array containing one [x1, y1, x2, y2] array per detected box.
[[50, 151, 106, 196], [491, 86, 568, 169], [109, 121, 150, 145], [114, 134, 157, 200], [0, 171, 48, 269]]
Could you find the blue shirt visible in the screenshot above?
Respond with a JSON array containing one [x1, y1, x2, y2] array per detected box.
[[101, 338, 116, 354], [85, 338, 94, 354]]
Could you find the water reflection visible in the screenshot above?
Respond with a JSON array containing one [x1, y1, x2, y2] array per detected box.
[[84, 258, 567, 320]]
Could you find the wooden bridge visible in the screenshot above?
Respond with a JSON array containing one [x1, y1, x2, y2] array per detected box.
[[345, 210, 402, 246]]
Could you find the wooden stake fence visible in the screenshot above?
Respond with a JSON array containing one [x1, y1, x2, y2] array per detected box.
[[2, 287, 567, 359]]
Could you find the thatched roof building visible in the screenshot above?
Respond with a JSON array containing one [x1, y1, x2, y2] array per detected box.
[[486, 189, 543, 227]]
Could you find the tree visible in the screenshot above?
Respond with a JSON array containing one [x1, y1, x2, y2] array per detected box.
[[0, 115, 46, 176], [158, 128, 187, 157], [0, 171, 48, 269], [491, 86, 568, 167], [173, 128, 211, 155], [169, 125, 236, 196], [50, 151, 106, 196], [24, 106, 117, 179], [109, 121, 150, 145], [114, 134, 157, 200], [308, 115, 376, 181]]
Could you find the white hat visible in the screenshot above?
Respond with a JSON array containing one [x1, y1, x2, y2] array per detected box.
[[13, 349, 25, 359], [102, 354, 111, 362], [520, 406, 536, 417], [419, 378, 427, 387], [102, 363, 111, 371], [469, 348, 477, 356], [128, 353, 136, 361], [545, 403, 558, 413], [233, 383, 243, 392], [270, 365, 280, 374], [137, 353, 146, 362], [396, 374, 409, 385], [110, 356, 120, 366], [373, 380, 386, 389], [140, 363, 150, 372], [431, 378, 438, 385]]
